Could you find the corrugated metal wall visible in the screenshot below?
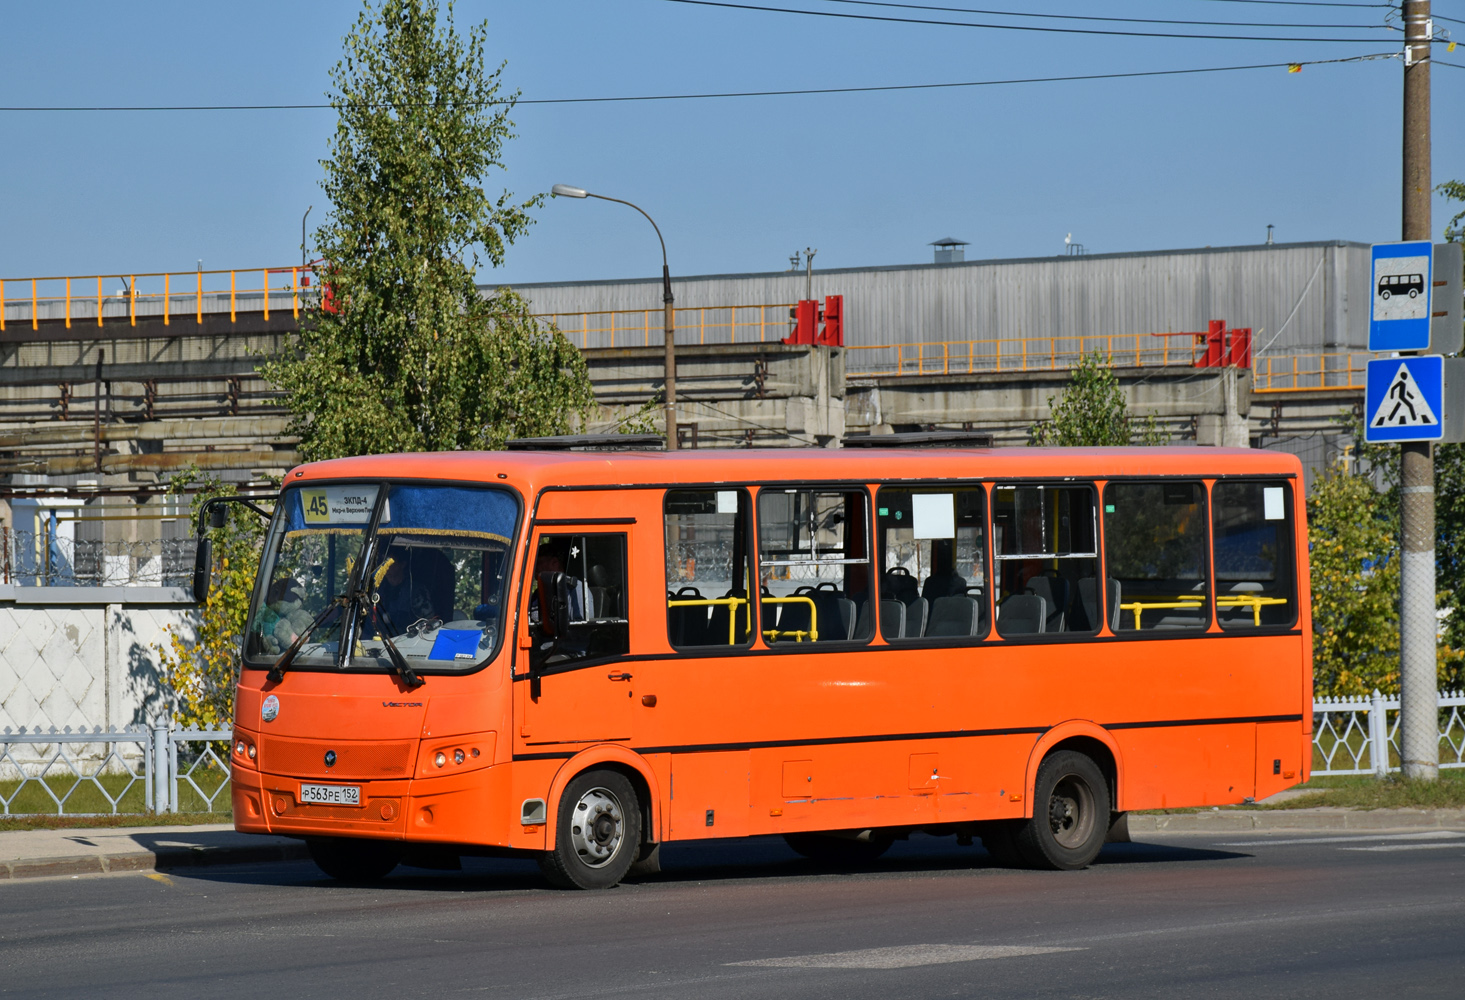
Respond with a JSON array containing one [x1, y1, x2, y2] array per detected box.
[[499, 240, 1369, 358]]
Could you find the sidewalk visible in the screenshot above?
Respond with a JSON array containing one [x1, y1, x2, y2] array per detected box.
[[0, 823, 308, 881], [1128, 805, 1465, 835]]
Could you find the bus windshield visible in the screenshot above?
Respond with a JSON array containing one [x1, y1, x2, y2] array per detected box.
[[245, 482, 519, 673]]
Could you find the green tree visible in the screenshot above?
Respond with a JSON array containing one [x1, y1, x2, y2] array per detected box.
[[154, 473, 267, 727], [263, 0, 595, 461], [1030, 352, 1165, 446], [1307, 461, 1400, 697], [1440, 179, 1465, 242], [1308, 416, 1465, 696]]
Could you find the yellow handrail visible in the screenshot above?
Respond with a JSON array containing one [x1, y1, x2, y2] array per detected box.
[[1118, 599, 1205, 630], [1119, 594, 1289, 629], [1217, 594, 1289, 627], [666, 595, 752, 645], [761, 595, 819, 642]]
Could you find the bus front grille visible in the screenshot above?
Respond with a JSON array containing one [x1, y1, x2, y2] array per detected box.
[[259, 737, 413, 780]]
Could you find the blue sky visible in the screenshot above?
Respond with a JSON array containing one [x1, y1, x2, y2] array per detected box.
[[2, 0, 1462, 285]]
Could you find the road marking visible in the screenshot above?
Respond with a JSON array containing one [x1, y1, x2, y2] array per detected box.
[[728, 944, 1083, 969], [1339, 843, 1465, 853], [144, 872, 174, 886], [1217, 831, 1465, 847]]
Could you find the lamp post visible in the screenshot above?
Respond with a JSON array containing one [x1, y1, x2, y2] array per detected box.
[[552, 184, 678, 450]]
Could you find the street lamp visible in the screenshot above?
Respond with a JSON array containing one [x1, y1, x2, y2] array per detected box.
[[552, 184, 679, 450]]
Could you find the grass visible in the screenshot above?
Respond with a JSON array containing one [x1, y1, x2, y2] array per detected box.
[[0, 812, 231, 833], [0, 764, 231, 821], [1262, 769, 1465, 810]]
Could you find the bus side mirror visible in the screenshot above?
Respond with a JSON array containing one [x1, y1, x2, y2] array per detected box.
[[191, 537, 212, 605]]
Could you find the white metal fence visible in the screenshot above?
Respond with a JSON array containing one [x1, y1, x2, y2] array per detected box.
[[1, 693, 1460, 815], [1312, 689, 1465, 776], [0, 725, 230, 815]]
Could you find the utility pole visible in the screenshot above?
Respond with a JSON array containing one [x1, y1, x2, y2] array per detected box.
[[1400, 0, 1438, 781], [803, 247, 817, 303]]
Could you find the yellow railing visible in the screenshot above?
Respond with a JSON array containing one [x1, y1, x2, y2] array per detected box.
[[1252, 351, 1369, 393], [530, 303, 795, 349], [666, 595, 752, 645], [0, 266, 314, 332], [761, 595, 819, 642], [846, 333, 1206, 378], [1119, 594, 1289, 629]]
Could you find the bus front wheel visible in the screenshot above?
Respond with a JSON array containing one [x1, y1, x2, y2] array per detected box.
[[307, 836, 401, 882], [1012, 751, 1110, 870], [539, 769, 642, 889]]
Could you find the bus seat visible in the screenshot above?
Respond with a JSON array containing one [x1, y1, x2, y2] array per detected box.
[[922, 570, 968, 603], [998, 594, 1046, 635], [928, 594, 981, 637], [883, 568, 919, 606], [1026, 575, 1069, 632], [707, 589, 750, 645], [588, 563, 619, 618], [793, 584, 856, 641], [668, 586, 714, 646], [878, 599, 907, 638], [1077, 577, 1098, 631], [1154, 616, 1206, 630], [906, 597, 929, 637]]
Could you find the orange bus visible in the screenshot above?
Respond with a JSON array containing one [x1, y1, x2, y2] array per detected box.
[[218, 446, 1311, 887]]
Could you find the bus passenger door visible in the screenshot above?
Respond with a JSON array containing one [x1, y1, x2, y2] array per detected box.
[[517, 530, 634, 746]]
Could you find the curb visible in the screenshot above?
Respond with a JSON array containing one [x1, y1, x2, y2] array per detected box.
[[1129, 807, 1465, 834], [0, 840, 311, 882]]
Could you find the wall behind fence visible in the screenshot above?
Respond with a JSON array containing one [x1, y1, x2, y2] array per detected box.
[[0, 586, 196, 737]]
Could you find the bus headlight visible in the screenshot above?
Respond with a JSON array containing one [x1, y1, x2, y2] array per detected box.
[[435, 752, 447, 768]]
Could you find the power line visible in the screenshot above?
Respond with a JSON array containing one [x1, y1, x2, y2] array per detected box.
[[0, 54, 1400, 113], [812, 0, 1389, 30], [1188, 0, 1391, 7], [658, 0, 1401, 40]]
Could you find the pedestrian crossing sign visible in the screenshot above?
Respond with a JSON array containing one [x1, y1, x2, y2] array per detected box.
[[1365, 355, 1444, 442]]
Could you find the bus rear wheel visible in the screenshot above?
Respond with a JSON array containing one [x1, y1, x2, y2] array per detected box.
[[539, 769, 641, 890], [784, 831, 893, 864], [307, 836, 401, 882], [1012, 751, 1110, 870]]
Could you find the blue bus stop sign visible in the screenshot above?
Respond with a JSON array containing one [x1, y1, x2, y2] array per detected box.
[[1369, 241, 1433, 352], [1365, 354, 1444, 443]]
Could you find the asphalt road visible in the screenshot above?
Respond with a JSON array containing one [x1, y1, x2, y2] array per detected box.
[[2, 827, 1463, 999]]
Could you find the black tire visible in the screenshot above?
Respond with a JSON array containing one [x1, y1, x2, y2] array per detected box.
[[1012, 751, 1111, 870], [307, 836, 401, 882], [539, 769, 641, 889], [783, 831, 893, 864], [978, 820, 1030, 868]]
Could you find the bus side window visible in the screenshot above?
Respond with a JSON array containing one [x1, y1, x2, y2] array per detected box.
[[992, 483, 1099, 636], [529, 532, 629, 667], [757, 487, 874, 643], [876, 486, 988, 640], [664, 489, 754, 648], [1212, 481, 1297, 629], [1104, 481, 1209, 632]]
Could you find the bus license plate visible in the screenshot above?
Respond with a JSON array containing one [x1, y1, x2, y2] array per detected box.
[[299, 783, 361, 806]]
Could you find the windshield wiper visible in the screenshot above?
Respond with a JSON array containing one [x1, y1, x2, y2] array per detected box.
[[372, 605, 423, 688]]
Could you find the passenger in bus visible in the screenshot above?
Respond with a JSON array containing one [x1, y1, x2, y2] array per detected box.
[[374, 549, 440, 632], [531, 544, 588, 623], [255, 577, 313, 653]]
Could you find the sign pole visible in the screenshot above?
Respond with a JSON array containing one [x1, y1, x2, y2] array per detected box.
[[1399, 0, 1438, 781]]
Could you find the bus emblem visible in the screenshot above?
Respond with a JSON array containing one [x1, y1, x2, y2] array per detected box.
[[324, 750, 337, 767], [261, 695, 280, 722]]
